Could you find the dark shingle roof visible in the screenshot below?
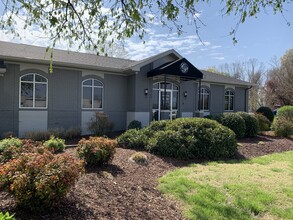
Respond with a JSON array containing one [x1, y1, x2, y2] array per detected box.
[[201, 70, 252, 87], [0, 41, 252, 86], [0, 41, 135, 72]]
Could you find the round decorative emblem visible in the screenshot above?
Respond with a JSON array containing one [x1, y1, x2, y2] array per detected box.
[[180, 62, 189, 73]]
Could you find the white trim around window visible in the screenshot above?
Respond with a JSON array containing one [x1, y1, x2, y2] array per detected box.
[[224, 89, 234, 111], [200, 87, 210, 111], [82, 78, 104, 110], [19, 73, 48, 109]]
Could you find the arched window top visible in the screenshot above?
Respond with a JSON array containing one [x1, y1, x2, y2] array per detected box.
[[82, 78, 103, 109], [201, 87, 210, 94], [19, 73, 48, 109], [82, 79, 103, 87], [20, 73, 47, 83], [225, 89, 234, 96]]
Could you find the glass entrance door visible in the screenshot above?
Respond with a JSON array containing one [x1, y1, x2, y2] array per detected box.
[[152, 82, 179, 121]]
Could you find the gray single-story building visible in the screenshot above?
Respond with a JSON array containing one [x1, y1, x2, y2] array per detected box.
[[0, 41, 252, 137]]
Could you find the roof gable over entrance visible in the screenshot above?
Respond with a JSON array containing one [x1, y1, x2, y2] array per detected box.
[[147, 58, 203, 80]]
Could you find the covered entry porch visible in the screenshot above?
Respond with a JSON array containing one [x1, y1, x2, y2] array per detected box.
[[147, 58, 203, 121]]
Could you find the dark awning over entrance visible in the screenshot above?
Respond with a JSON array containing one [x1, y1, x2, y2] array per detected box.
[[147, 58, 203, 80]]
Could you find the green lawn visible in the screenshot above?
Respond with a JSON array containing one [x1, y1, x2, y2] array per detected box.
[[159, 151, 293, 220]]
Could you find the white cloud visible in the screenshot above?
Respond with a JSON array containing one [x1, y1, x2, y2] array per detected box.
[[212, 56, 225, 60]]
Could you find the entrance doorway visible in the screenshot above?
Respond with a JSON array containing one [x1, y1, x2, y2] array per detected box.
[[152, 82, 179, 121]]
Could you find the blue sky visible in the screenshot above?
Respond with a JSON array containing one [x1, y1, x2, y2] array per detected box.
[[0, 1, 292, 70]]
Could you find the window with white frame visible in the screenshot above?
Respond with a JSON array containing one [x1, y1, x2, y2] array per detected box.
[[200, 87, 210, 111], [20, 73, 48, 108], [82, 79, 103, 109], [224, 90, 234, 111]]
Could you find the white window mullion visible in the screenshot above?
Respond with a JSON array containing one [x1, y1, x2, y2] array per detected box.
[[33, 74, 35, 108]]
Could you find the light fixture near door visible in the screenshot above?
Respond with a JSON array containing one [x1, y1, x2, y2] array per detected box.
[[184, 91, 188, 98], [144, 88, 148, 95]]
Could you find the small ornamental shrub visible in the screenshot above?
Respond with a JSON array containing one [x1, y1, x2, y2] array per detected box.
[[2, 131, 15, 139], [77, 137, 116, 165], [272, 118, 293, 137], [236, 112, 259, 137], [254, 113, 271, 131], [117, 129, 147, 149], [0, 212, 15, 220], [88, 112, 114, 136], [276, 105, 293, 122], [0, 137, 22, 151], [48, 127, 66, 139], [129, 152, 148, 164], [64, 127, 81, 139], [256, 106, 274, 122], [43, 136, 66, 153], [24, 130, 51, 141], [0, 150, 84, 212], [128, 120, 142, 130], [220, 113, 246, 138]]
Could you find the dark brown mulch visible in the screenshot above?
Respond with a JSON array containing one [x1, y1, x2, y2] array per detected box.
[[1, 133, 293, 219]]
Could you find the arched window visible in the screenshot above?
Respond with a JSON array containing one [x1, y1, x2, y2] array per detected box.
[[225, 90, 234, 111], [200, 87, 210, 111], [20, 73, 48, 108], [82, 79, 103, 109]]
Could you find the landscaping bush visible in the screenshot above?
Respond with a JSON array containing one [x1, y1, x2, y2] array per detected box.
[[204, 114, 223, 123], [24, 130, 51, 141], [220, 113, 246, 138], [43, 136, 66, 153], [117, 129, 147, 149], [256, 106, 274, 122], [272, 106, 293, 137], [77, 137, 116, 165], [64, 127, 81, 139], [129, 152, 148, 164], [127, 120, 142, 130], [142, 120, 169, 137], [237, 112, 259, 137], [0, 150, 84, 212], [272, 118, 293, 137], [146, 130, 185, 158], [166, 118, 237, 159], [276, 105, 293, 122], [254, 113, 271, 131], [0, 138, 23, 163], [88, 112, 113, 136], [0, 137, 22, 151]]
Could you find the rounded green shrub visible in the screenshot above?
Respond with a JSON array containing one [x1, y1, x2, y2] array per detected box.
[[117, 129, 147, 149], [276, 105, 293, 122], [77, 137, 116, 165], [0, 137, 22, 151], [254, 113, 271, 131], [146, 130, 185, 158], [43, 136, 66, 153], [256, 106, 274, 122], [272, 118, 293, 137], [167, 118, 237, 159], [0, 149, 84, 212], [220, 113, 246, 138], [236, 112, 259, 137], [204, 114, 223, 123], [127, 120, 142, 130]]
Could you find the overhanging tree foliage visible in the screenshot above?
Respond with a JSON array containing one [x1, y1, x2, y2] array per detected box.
[[0, 0, 291, 52]]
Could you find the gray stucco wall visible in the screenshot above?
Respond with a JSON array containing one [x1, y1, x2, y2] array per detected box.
[[0, 63, 19, 137], [235, 87, 246, 112], [48, 68, 81, 129], [104, 74, 128, 131], [210, 84, 225, 115], [180, 81, 196, 113]]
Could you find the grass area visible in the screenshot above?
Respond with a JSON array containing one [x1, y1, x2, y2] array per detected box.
[[159, 151, 293, 220]]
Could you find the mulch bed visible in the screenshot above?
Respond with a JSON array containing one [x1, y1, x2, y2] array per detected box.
[[1, 133, 293, 219]]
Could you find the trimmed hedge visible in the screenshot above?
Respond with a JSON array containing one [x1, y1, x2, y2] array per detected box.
[[236, 112, 259, 137], [256, 106, 274, 122], [127, 120, 142, 130], [118, 118, 237, 159], [220, 113, 246, 138]]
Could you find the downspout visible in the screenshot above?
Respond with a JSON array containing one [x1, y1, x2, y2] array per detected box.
[[244, 85, 253, 112]]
